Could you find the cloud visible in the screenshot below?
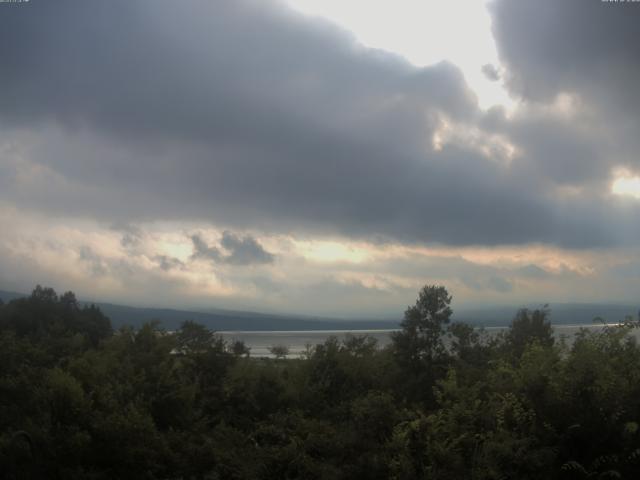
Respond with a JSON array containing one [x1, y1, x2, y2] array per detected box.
[[78, 246, 108, 277], [111, 223, 144, 250], [1, 0, 640, 315], [491, 0, 640, 114], [191, 232, 274, 266], [516, 264, 550, 279], [0, 206, 639, 315], [490, 0, 640, 182], [190, 235, 221, 263], [2, 0, 636, 249], [155, 255, 185, 271], [481, 63, 500, 82], [486, 276, 512, 293], [220, 231, 275, 266]]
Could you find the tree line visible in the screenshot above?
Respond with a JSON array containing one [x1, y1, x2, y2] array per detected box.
[[1, 285, 640, 479]]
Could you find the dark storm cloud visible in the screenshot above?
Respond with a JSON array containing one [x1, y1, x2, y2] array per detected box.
[[0, 0, 639, 248], [191, 233, 273, 266], [0, 0, 474, 141], [190, 235, 221, 263], [491, 0, 640, 177], [220, 231, 275, 266], [491, 0, 640, 113]]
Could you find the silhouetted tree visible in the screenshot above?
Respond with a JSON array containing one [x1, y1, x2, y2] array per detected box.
[[229, 339, 251, 357], [269, 344, 289, 359], [175, 320, 218, 354]]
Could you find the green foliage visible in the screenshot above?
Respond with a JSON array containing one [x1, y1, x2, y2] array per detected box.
[[392, 285, 453, 366], [176, 319, 220, 354], [506, 307, 555, 358], [391, 285, 453, 405], [0, 285, 111, 351], [2, 284, 640, 479]]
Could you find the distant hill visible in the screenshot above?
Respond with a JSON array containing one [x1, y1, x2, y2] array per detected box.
[[1, 289, 637, 331], [0, 289, 399, 331], [92, 302, 400, 331], [0, 289, 26, 303]]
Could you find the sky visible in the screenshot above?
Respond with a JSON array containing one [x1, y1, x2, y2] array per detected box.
[[1, 0, 639, 318]]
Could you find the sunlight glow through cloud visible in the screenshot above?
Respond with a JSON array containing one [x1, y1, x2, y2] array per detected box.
[[285, 0, 514, 109], [612, 173, 640, 199], [430, 115, 519, 165], [1, 201, 638, 314], [293, 239, 369, 263]]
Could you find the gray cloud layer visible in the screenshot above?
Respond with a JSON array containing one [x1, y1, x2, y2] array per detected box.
[[491, 0, 640, 177], [0, 0, 639, 248], [491, 0, 640, 114]]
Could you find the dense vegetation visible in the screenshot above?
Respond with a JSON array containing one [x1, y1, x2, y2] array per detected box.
[[2, 285, 640, 479]]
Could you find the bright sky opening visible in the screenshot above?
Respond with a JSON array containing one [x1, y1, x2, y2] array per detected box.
[[286, 0, 514, 109], [613, 173, 640, 200]]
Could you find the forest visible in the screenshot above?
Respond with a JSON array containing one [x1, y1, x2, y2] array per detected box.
[[2, 285, 640, 479]]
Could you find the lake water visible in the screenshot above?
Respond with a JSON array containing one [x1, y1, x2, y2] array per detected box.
[[219, 323, 638, 358]]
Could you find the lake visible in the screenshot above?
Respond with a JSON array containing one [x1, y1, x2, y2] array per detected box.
[[219, 323, 637, 357]]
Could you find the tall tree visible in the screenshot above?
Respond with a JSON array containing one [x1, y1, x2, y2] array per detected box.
[[391, 285, 453, 404], [392, 285, 453, 366]]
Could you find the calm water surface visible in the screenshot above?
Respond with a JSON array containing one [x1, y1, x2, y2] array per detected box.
[[220, 323, 638, 357]]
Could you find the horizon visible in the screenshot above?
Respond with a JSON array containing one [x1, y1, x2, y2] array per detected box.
[[1, 286, 638, 328]]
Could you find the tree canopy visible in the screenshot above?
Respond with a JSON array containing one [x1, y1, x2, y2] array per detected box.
[[1, 284, 640, 479]]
